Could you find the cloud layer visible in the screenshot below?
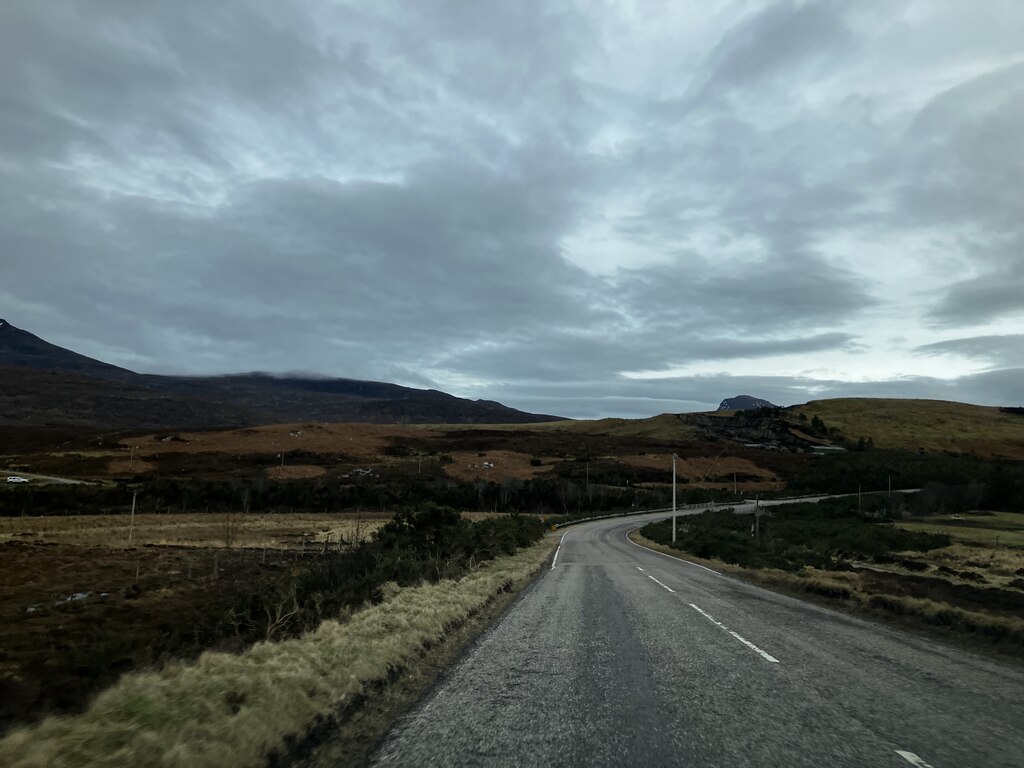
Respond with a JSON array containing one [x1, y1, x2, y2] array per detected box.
[[2, 1, 1022, 416]]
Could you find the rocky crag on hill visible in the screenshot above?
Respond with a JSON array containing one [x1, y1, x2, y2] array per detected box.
[[716, 395, 780, 412], [682, 408, 838, 452]]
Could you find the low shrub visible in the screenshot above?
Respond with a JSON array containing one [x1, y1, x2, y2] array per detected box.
[[640, 496, 950, 572]]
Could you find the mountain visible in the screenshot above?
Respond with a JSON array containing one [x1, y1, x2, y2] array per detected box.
[[0, 320, 565, 428], [0, 319, 134, 380], [716, 395, 779, 412]]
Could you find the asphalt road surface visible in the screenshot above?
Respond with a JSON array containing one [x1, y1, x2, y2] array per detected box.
[[2, 470, 89, 485], [370, 509, 1024, 768]]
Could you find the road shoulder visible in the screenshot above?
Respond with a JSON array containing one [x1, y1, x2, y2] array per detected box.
[[627, 530, 1024, 664], [293, 535, 559, 768]]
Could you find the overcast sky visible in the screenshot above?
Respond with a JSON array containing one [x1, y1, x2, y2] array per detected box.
[[2, 1, 1022, 418]]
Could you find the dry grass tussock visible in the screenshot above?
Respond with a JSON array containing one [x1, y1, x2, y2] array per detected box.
[[908, 542, 1024, 587], [0, 538, 555, 768], [754, 568, 1024, 643]]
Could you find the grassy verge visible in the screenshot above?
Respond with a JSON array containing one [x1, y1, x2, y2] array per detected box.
[[294, 548, 547, 768], [897, 511, 1024, 548], [0, 538, 556, 767], [629, 531, 1024, 656]]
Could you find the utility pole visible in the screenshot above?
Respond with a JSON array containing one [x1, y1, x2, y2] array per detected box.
[[128, 490, 137, 544], [671, 453, 678, 543], [733, 472, 737, 496]]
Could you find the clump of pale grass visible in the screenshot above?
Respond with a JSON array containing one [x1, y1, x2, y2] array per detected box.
[[0, 539, 556, 768], [922, 543, 1024, 580], [862, 593, 1024, 644]]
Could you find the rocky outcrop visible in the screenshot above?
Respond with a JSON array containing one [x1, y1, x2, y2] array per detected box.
[[682, 410, 829, 451]]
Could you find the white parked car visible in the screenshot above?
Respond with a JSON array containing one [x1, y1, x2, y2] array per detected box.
[[6, 476, 29, 484]]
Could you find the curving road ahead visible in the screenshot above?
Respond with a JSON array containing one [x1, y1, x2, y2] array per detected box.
[[370, 510, 1024, 767]]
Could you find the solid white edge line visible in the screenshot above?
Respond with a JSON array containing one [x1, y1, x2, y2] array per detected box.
[[689, 603, 780, 663], [895, 750, 935, 768], [623, 526, 722, 575], [646, 574, 676, 593], [552, 531, 567, 570], [636, 566, 644, 571]]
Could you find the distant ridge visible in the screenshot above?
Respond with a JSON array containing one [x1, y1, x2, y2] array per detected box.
[[0, 320, 565, 428], [716, 394, 779, 412]]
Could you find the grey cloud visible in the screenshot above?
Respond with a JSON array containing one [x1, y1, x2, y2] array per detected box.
[[957, 368, 1024, 408], [0, 139, 604, 377], [0, 2, 322, 169], [695, 1, 855, 101], [2, 1, 1023, 419], [900, 62, 1024, 235], [615, 253, 874, 334], [928, 259, 1024, 328], [916, 335, 1024, 368], [437, 330, 857, 384]]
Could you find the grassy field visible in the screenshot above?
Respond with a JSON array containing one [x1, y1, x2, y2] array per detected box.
[[0, 509, 544, 733], [0, 538, 556, 768], [0, 538, 298, 731], [521, 413, 700, 441], [0, 512, 389, 550], [791, 398, 1024, 458], [6, 415, 702, 483], [898, 511, 1024, 548]]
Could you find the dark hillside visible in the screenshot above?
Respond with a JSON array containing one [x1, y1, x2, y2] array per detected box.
[[0, 320, 134, 381], [0, 321, 564, 427]]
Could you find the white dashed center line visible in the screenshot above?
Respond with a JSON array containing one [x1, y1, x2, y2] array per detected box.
[[688, 603, 780, 663], [896, 750, 934, 767], [636, 566, 676, 593]]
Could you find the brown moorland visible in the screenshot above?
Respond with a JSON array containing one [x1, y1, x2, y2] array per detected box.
[[0, 509, 519, 733]]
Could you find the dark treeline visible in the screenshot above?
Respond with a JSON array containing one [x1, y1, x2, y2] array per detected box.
[[641, 496, 951, 572], [0, 475, 734, 518], [783, 449, 1024, 511], [5, 447, 1023, 518]]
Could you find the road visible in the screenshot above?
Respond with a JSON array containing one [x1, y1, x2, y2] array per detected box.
[[370, 509, 1024, 767], [2, 470, 90, 485]]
